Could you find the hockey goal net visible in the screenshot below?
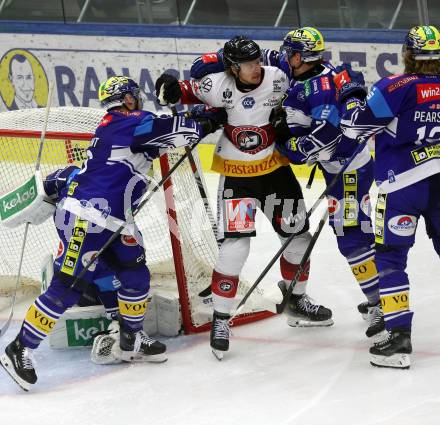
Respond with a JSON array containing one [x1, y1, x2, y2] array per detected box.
[[0, 107, 274, 333]]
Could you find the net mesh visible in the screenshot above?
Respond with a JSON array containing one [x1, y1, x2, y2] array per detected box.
[[0, 107, 273, 327]]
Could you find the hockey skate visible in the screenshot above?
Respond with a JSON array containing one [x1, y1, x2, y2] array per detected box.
[[365, 302, 386, 341], [91, 320, 122, 365], [286, 292, 333, 327], [210, 311, 230, 361], [370, 327, 412, 369], [113, 327, 167, 363], [0, 336, 37, 391]]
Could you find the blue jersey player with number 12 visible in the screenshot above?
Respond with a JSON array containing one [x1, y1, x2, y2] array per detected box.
[[336, 25, 440, 369]]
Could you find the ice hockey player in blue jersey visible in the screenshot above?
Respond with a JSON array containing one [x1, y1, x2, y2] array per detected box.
[[43, 165, 120, 319], [271, 27, 381, 336], [335, 25, 440, 369], [0, 76, 223, 391]]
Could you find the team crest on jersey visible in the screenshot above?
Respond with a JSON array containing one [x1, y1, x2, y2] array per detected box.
[[242, 97, 255, 109], [231, 126, 268, 154]]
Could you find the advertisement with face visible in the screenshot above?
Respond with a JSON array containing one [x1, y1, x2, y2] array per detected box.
[[0, 32, 403, 112]]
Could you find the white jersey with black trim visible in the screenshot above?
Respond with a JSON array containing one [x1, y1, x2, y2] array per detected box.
[[190, 66, 290, 177]]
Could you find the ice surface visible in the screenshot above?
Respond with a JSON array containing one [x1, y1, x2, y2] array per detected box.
[[0, 176, 439, 425]]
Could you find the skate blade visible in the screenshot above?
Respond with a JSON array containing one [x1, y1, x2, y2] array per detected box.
[[211, 348, 225, 361], [361, 313, 368, 321], [112, 345, 167, 363], [287, 316, 334, 327], [370, 353, 411, 369], [0, 354, 32, 392]]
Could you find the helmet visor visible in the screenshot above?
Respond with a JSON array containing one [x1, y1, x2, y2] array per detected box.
[[280, 44, 323, 62]]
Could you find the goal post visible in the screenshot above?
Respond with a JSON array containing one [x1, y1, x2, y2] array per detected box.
[[0, 107, 275, 333]]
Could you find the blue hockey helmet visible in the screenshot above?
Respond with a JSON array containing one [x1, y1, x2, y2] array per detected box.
[[98, 76, 141, 110]]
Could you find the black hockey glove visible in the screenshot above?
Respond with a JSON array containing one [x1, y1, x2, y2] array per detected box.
[[269, 105, 292, 142], [187, 105, 228, 136], [333, 63, 367, 103], [155, 73, 182, 106]]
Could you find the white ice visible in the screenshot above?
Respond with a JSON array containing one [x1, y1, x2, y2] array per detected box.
[[0, 176, 439, 425]]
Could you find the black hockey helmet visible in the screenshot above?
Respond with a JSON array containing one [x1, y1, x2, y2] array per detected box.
[[223, 35, 261, 68]]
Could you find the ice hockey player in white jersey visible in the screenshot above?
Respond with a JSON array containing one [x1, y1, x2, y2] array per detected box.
[[155, 35, 333, 359], [0, 76, 224, 391]]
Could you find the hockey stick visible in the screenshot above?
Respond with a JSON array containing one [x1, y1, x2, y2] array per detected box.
[[275, 207, 329, 314], [0, 83, 55, 338], [231, 140, 368, 319]]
